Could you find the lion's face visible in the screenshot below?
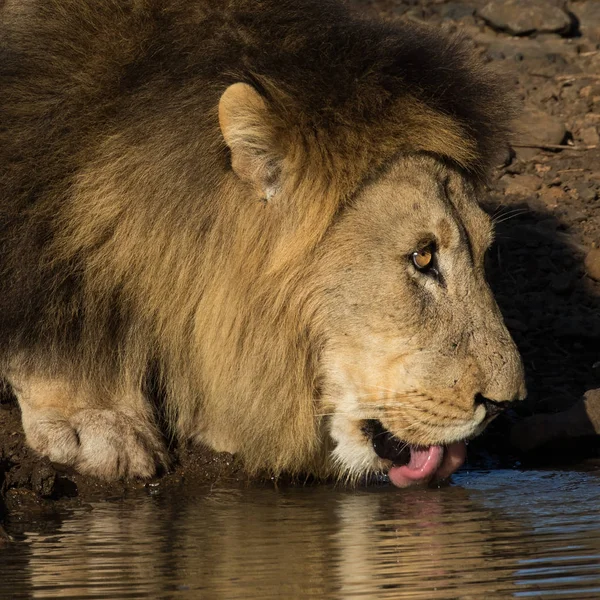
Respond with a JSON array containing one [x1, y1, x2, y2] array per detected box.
[[313, 155, 526, 486]]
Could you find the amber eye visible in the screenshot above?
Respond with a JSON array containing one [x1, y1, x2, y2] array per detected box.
[[411, 247, 433, 271]]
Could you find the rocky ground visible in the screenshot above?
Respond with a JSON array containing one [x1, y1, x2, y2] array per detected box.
[[1, 0, 600, 523]]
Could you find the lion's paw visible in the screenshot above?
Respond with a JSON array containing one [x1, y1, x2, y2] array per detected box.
[[24, 408, 168, 480]]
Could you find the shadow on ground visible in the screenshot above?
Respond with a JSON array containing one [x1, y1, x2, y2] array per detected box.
[[470, 197, 600, 466]]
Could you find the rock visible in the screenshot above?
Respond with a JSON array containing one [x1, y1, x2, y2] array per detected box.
[[30, 464, 59, 498], [510, 388, 600, 452], [584, 389, 600, 429], [538, 185, 566, 208], [533, 162, 551, 175], [439, 3, 475, 21], [510, 412, 564, 452], [496, 144, 515, 167], [572, 1, 600, 43], [517, 108, 568, 147], [561, 206, 589, 223], [403, 8, 428, 24], [580, 126, 600, 146], [584, 248, 600, 281], [575, 182, 598, 203], [479, 0, 573, 36], [503, 173, 542, 196], [505, 160, 526, 175]]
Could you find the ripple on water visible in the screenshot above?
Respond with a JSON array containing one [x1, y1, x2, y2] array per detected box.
[[1, 468, 599, 599]]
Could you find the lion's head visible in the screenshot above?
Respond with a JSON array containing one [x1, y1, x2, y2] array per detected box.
[[218, 82, 525, 487], [311, 155, 525, 486]]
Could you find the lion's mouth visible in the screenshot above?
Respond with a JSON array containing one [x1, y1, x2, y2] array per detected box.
[[363, 419, 467, 488]]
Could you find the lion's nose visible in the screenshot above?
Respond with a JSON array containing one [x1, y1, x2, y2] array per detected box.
[[474, 394, 508, 419]]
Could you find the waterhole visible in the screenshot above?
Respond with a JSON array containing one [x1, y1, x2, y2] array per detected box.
[[1, 468, 600, 599]]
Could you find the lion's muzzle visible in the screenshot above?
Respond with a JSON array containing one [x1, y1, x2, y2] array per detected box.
[[362, 419, 467, 488]]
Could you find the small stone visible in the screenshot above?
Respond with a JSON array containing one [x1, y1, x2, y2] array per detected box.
[[577, 41, 599, 54], [517, 108, 568, 147], [505, 161, 526, 175], [439, 3, 476, 20], [575, 182, 598, 203], [549, 176, 562, 186], [510, 412, 562, 452], [560, 206, 587, 223], [403, 8, 426, 23], [580, 126, 600, 146], [504, 174, 542, 196], [511, 389, 600, 452], [572, 1, 600, 43], [583, 389, 600, 431], [479, 0, 573, 36], [30, 464, 58, 498], [496, 144, 515, 167], [584, 248, 600, 281]]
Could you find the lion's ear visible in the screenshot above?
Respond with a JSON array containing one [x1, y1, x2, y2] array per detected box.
[[218, 83, 284, 201]]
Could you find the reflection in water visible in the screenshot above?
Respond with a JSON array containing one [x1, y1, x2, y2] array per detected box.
[[1, 470, 600, 599]]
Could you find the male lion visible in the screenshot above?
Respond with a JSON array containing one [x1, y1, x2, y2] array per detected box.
[[0, 0, 526, 487]]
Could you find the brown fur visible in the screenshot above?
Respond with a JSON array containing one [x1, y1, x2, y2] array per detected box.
[[0, 0, 524, 481]]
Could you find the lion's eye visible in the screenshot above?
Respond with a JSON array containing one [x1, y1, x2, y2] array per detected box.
[[411, 247, 433, 271]]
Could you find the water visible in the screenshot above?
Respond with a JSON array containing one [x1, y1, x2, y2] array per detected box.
[[2, 468, 600, 599]]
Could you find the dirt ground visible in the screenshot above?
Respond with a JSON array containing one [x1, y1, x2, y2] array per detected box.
[[1, 0, 600, 518]]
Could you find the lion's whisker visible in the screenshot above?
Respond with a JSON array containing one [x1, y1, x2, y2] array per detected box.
[[491, 207, 529, 225]]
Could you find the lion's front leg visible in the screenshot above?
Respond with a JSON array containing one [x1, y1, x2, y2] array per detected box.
[[8, 372, 168, 480]]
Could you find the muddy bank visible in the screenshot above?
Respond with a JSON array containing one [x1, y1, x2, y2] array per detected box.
[[0, 395, 248, 516], [2, 0, 600, 514]]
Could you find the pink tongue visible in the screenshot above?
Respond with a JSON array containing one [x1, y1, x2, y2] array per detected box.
[[387, 442, 466, 488]]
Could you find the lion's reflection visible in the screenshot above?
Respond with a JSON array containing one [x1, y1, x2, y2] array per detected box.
[[16, 473, 600, 598]]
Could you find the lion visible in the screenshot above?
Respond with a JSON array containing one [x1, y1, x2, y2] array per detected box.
[[0, 0, 526, 487]]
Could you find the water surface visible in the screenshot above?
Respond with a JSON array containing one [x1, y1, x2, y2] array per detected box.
[[2, 468, 600, 599]]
